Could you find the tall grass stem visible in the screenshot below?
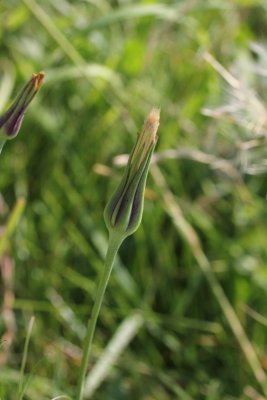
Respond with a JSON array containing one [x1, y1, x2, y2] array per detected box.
[[17, 316, 35, 400]]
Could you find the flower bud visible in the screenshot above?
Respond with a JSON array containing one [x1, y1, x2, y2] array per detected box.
[[104, 108, 160, 240], [0, 72, 45, 140]]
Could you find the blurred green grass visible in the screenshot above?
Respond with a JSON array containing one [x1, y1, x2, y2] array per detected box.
[[1, 0, 267, 399]]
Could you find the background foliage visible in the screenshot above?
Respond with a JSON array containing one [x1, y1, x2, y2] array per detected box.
[[1, 0, 267, 399]]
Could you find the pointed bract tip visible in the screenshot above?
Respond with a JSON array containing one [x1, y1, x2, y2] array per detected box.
[[32, 71, 45, 91], [144, 108, 160, 143]]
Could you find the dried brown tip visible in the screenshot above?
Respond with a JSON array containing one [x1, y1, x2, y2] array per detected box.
[[32, 71, 45, 91], [144, 108, 160, 143]]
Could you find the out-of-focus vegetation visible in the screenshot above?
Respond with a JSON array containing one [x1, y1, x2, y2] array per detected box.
[[0, 0, 267, 399]]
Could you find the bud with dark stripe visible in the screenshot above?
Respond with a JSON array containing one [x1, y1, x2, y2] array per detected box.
[[104, 108, 160, 240], [0, 72, 44, 152]]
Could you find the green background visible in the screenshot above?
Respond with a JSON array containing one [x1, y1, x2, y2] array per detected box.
[[0, 0, 267, 399]]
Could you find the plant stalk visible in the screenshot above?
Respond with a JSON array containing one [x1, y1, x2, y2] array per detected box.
[[76, 233, 123, 400]]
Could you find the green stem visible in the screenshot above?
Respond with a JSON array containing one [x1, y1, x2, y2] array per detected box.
[[0, 140, 6, 154], [77, 233, 123, 400]]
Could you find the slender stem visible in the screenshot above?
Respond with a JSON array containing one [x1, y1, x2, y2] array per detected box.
[[18, 316, 35, 398], [0, 140, 6, 154], [76, 233, 123, 400]]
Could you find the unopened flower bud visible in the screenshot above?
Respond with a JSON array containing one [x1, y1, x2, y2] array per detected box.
[[0, 72, 45, 140], [104, 108, 160, 240]]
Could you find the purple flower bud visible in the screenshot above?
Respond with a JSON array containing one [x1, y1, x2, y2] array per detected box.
[[0, 72, 45, 139]]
